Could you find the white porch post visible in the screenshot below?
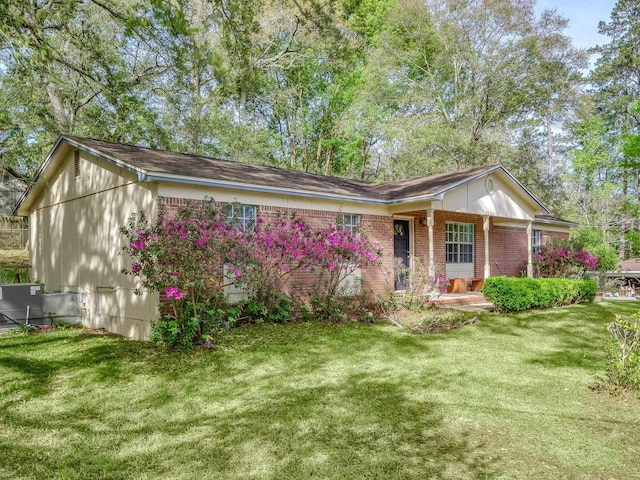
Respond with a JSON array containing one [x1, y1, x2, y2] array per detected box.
[[527, 221, 533, 278], [483, 215, 491, 278], [427, 209, 435, 275]]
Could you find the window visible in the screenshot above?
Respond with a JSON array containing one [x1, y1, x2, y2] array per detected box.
[[338, 213, 360, 233], [445, 222, 473, 263], [225, 204, 256, 231], [532, 229, 542, 256]]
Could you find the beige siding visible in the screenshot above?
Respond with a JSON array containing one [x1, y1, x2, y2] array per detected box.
[[29, 148, 158, 340], [435, 172, 538, 221], [158, 182, 389, 216]]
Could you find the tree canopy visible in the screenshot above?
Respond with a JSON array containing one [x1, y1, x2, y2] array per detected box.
[[1, 0, 639, 264]]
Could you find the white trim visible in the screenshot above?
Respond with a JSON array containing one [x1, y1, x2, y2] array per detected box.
[[427, 209, 435, 276], [483, 216, 490, 278]]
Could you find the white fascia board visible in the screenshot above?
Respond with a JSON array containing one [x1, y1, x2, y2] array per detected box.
[[13, 136, 147, 216], [13, 136, 67, 216], [533, 217, 578, 228], [385, 192, 445, 205], [142, 173, 389, 205]]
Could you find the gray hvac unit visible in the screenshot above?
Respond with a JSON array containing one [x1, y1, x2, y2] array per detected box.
[[0, 283, 44, 325]]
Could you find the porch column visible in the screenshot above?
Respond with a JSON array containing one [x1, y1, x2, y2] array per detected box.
[[526, 221, 533, 278], [483, 215, 490, 278], [427, 209, 435, 276]]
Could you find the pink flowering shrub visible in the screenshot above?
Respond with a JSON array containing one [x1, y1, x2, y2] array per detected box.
[[120, 201, 243, 349], [121, 201, 380, 349], [533, 240, 598, 278], [395, 257, 447, 308]]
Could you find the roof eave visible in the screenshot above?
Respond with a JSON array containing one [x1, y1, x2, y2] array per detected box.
[[143, 173, 388, 205], [13, 135, 67, 216], [534, 217, 578, 228]]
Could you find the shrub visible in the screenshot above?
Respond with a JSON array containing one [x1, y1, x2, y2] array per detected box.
[[533, 238, 598, 278], [151, 295, 241, 351], [481, 276, 597, 312], [394, 257, 447, 308], [121, 201, 380, 349], [598, 313, 640, 393]]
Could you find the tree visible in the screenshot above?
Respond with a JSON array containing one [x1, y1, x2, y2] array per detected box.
[[590, 0, 640, 194], [0, 0, 172, 175]]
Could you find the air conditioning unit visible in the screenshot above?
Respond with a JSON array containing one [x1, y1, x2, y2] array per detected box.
[[0, 283, 45, 327]]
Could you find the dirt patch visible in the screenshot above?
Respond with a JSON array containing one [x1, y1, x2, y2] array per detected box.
[[390, 308, 478, 334], [0, 249, 29, 266]]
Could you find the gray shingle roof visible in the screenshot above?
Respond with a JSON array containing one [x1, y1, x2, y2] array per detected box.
[[63, 135, 500, 202], [64, 135, 384, 200], [16, 135, 565, 221], [372, 165, 500, 200]]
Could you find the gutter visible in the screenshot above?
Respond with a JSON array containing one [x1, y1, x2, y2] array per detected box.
[[534, 217, 578, 228]]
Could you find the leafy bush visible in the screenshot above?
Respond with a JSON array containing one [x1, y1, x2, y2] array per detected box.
[[598, 313, 640, 393], [571, 226, 618, 271], [121, 200, 380, 350], [151, 296, 241, 351], [244, 295, 293, 324], [481, 276, 597, 312], [533, 238, 598, 278], [394, 257, 447, 308]]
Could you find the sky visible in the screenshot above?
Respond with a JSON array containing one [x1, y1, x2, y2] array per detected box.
[[534, 0, 617, 49]]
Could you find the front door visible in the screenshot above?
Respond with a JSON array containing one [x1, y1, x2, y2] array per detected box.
[[394, 219, 410, 290]]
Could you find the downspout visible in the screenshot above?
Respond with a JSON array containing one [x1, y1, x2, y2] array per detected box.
[[483, 216, 490, 278]]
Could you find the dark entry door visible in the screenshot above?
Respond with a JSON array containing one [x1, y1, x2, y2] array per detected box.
[[394, 219, 410, 290]]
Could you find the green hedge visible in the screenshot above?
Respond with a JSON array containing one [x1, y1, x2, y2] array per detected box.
[[480, 277, 598, 313]]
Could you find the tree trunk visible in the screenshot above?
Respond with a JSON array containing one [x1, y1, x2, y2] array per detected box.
[[546, 115, 554, 178]]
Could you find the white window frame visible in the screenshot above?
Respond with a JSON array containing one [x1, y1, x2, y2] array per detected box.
[[338, 213, 360, 234], [532, 229, 542, 256], [445, 222, 473, 264], [225, 204, 256, 231]]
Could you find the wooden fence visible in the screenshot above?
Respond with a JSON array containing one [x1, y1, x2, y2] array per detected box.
[[0, 217, 28, 249]]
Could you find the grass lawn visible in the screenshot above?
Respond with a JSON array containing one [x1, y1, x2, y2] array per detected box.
[[1, 302, 639, 479]]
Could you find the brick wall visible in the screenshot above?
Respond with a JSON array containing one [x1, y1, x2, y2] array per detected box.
[[157, 196, 571, 294], [489, 223, 528, 277], [158, 196, 395, 295], [541, 230, 568, 245]]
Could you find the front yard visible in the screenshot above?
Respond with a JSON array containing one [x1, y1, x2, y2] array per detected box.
[[1, 302, 639, 479]]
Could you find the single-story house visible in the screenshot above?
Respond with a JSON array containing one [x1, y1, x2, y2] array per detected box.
[[14, 135, 574, 339]]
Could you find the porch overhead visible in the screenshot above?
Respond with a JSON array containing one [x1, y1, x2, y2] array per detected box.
[[383, 165, 546, 222]]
